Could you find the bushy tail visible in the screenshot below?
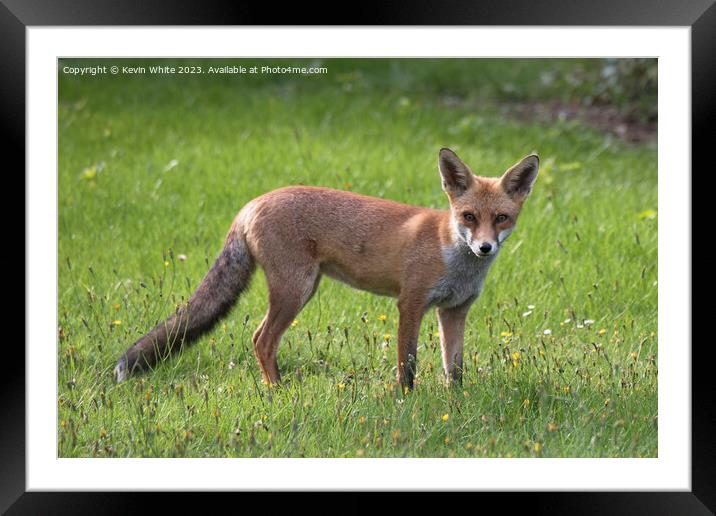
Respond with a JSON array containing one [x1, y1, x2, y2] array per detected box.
[[113, 231, 255, 382]]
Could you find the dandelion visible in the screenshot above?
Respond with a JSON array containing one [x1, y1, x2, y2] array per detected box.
[[337, 383, 345, 391], [80, 165, 97, 181], [466, 442, 473, 450], [291, 320, 298, 327], [441, 413, 450, 422], [637, 209, 657, 220], [500, 331, 513, 338], [112, 320, 122, 326], [358, 416, 366, 425], [378, 314, 387, 322], [164, 261, 170, 267], [383, 333, 392, 341], [463, 390, 470, 398], [604, 398, 611, 406], [598, 328, 607, 335], [630, 352, 638, 360], [533, 442, 542, 453], [562, 385, 571, 394]]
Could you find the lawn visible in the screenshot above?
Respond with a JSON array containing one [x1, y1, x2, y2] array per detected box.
[[57, 58, 658, 458]]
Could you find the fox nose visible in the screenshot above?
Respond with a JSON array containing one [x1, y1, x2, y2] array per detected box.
[[479, 242, 493, 254]]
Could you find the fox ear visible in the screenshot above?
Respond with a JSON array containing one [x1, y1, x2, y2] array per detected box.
[[501, 154, 539, 199], [438, 148, 474, 196]]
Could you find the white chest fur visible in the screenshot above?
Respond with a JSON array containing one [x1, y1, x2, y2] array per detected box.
[[427, 241, 496, 309]]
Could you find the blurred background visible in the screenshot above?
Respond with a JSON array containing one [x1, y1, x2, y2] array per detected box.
[[60, 57, 657, 142]]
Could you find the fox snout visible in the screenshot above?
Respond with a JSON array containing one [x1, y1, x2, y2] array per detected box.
[[473, 240, 497, 257]]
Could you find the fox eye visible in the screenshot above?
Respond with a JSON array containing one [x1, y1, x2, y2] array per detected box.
[[463, 212, 476, 223], [495, 214, 509, 223]]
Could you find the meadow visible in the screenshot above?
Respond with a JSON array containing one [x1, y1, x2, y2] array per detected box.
[[58, 58, 658, 458]]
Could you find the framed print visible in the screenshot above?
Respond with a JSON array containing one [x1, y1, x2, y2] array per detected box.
[[7, 0, 713, 513]]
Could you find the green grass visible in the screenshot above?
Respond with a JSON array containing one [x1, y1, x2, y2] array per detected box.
[[58, 58, 657, 458]]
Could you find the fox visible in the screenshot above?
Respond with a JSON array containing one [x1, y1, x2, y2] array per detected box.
[[113, 148, 538, 389]]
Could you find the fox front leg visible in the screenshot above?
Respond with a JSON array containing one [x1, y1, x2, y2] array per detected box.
[[436, 302, 471, 385], [396, 294, 428, 391]]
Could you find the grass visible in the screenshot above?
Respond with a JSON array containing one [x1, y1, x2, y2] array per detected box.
[[58, 58, 657, 458]]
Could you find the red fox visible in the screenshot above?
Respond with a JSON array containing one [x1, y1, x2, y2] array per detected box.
[[114, 148, 538, 389]]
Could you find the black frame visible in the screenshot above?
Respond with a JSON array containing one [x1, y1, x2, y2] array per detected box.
[[6, 1, 712, 514]]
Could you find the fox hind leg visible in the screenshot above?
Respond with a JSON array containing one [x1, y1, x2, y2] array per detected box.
[[252, 265, 321, 385]]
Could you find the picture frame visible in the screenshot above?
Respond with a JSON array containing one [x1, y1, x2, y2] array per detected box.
[[7, 0, 711, 513]]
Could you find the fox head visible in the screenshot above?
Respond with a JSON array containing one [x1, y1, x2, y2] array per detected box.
[[438, 148, 539, 258]]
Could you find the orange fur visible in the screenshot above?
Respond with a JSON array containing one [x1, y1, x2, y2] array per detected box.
[[114, 148, 538, 390]]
